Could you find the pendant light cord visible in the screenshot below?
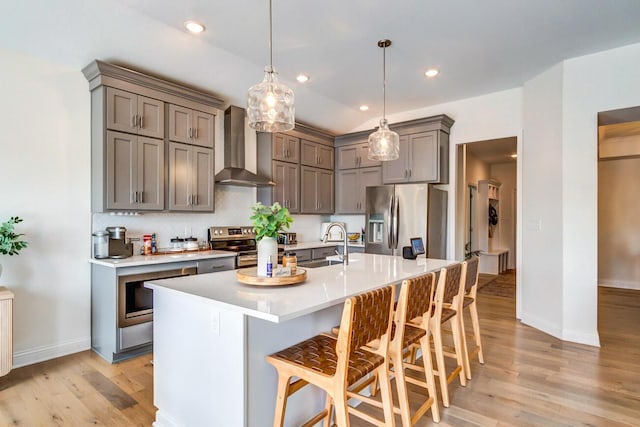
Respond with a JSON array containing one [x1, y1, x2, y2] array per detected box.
[[268, 0, 273, 71], [382, 43, 386, 120]]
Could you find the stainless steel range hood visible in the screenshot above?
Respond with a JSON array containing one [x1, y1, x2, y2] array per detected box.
[[214, 105, 275, 187]]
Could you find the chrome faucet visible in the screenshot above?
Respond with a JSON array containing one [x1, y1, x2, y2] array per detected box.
[[322, 222, 349, 265]]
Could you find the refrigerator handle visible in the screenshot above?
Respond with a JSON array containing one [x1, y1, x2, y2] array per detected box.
[[387, 195, 394, 249], [392, 195, 400, 249]]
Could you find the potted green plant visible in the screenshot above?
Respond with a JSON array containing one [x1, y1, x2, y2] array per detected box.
[[250, 202, 293, 276], [0, 216, 28, 278]]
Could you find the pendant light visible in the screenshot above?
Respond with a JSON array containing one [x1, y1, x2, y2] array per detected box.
[[247, 0, 295, 132], [368, 39, 399, 161]]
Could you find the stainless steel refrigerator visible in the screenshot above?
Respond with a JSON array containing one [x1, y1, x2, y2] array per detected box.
[[365, 184, 447, 258]]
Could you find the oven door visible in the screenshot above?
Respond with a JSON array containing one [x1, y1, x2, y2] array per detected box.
[[117, 267, 197, 328]]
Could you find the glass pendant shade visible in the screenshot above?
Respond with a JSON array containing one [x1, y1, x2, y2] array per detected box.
[[247, 66, 295, 132], [368, 118, 400, 161]]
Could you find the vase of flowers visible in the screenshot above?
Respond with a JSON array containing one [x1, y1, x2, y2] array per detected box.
[[250, 202, 293, 277], [0, 216, 28, 278]]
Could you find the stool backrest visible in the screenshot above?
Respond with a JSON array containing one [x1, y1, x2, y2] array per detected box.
[[337, 285, 395, 353], [441, 263, 463, 304], [404, 273, 436, 322], [464, 257, 479, 293]]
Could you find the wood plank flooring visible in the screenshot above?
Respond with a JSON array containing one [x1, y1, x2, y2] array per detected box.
[[0, 280, 638, 426]]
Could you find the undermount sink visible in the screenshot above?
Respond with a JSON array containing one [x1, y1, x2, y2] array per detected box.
[[298, 259, 343, 269]]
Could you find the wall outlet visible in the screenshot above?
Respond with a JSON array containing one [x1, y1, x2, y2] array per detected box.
[[210, 311, 220, 335]]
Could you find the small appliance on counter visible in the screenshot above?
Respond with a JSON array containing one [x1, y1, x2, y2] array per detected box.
[[106, 226, 133, 259], [277, 232, 297, 245]]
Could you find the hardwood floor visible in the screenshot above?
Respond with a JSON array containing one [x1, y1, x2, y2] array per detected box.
[[0, 282, 638, 426]]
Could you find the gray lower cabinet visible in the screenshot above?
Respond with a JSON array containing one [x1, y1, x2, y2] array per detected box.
[[272, 160, 300, 213], [336, 167, 382, 214], [382, 130, 449, 184], [168, 142, 214, 212], [168, 104, 215, 148], [106, 131, 164, 210], [301, 166, 334, 214], [311, 246, 337, 259], [106, 87, 164, 139], [301, 139, 334, 170]]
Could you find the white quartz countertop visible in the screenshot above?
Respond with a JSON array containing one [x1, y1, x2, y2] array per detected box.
[[89, 250, 236, 268], [283, 241, 364, 250], [145, 253, 456, 323]]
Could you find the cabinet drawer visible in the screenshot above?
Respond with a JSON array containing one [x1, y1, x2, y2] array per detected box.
[[294, 249, 312, 262], [312, 246, 337, 260], [196, 257, 235, 274]]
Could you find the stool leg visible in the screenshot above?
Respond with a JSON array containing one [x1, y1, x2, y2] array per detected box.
[[450, 314, 467, 387], [377, 361, 396, 427], [459, 310, 472, 380], [392, 352, 412, 427], [323, 393, 333, 427], [431, 325, 450, 407], [273, 374, 291, 427], [469, 300, 484, 364], [332, 389, 349, 427], [420, 336, 440, 423]]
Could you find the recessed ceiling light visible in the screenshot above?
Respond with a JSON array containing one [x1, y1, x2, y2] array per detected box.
[[510, 153, 517, 158], [296, 74, 310, 83], [359, 105, 369, 111], [424, 68, 439, 78], [184, 21, 205, 34]]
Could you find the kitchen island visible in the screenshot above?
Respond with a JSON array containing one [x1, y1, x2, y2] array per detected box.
[[145, 253, 456, 427]]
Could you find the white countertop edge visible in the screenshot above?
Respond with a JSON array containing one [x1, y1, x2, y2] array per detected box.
[[89, 250, 236, 268]]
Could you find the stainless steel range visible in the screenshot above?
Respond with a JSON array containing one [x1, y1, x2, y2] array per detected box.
[[208, 226, 259, 268]]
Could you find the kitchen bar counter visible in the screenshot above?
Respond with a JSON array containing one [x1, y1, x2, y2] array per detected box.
[[89, 249, 235, 268], [146, 253, 455, 427]]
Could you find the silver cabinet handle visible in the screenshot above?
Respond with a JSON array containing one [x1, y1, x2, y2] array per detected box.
[[132, 115, 137, 128], [131, 192, 135, 204], [138, 191, 143, 203], [194, 128, 199, 139], [139, 115, 143, 129], [408, 169, 412, 178], [189, 128, 193, 138]]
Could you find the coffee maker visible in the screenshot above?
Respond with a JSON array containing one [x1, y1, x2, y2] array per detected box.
[[106, 226, 133, 258]]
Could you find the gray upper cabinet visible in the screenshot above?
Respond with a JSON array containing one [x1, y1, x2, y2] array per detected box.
[[301, 166, 334, 214], [336, 167, 381, 214], [106, 131, 164, 210], [382, 130, 450, 184], [168, 104, 215, 148], [84, 60, 224, 213], [106, 87, 164, 139], [272, 134, 300, 163], [168, 142, 214, 212], [272, 160, 300, 213], [337, 143, 380, 169], [301, 139, 334, 170]]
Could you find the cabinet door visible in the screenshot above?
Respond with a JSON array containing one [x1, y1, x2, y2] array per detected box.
[[168, 142, 192, 210], [317, 145, 334, 170], [408, 131, 438, 182], [300, 167, 318, 213], [357, 143, 382, 168], [285, 136, 300, 163], [106, 88, 137, 134], [317, 169, 334, 213], [106, 130, 137, 210], [273, 134, 299, 162], [336, 169, 359, 213], [191, 110, 215, 148], [168, 104, 191, 144], [272, 161, 287, 209], [300, 139, 318, 167], [337, 145, 359, 169], [358, 167, 382, 213], [285, 163, 300, 213], [137, 96, 164, 139], [137, 137, 164, 210], [192, 146, 214, 212], [382, 135, 410, 183]]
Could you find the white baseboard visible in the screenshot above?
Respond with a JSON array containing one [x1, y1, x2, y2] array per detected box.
[[13, 337, 91, 368], [598, 280, 640, 290], [561, 328, 600, 347], [520, 311, 600, 347]]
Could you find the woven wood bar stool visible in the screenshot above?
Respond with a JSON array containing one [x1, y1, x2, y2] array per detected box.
[[266, 286, 396, 427], [388, 273, 440, 426], [427, 263, 467, 408], [459, 257, 484, 380]]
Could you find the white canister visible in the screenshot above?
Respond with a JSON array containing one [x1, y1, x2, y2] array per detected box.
[[92, 231, 109, 259], [257, 236, 278, 277]]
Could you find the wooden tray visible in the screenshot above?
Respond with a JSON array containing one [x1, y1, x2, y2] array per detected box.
[[236, 267, 307, 286]]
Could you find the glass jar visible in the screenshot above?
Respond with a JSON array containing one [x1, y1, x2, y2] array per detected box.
[[282, 252, 297, 273], [170, 237, 184, 251], [184, 237, 198, 251], [92, 231, 109, 259]]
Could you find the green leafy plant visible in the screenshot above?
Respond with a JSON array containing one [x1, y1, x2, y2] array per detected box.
[[250, 202, 293, 241], [0, 216, 28, 256]]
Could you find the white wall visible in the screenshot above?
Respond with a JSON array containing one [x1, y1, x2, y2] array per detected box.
[[598, 157, 640, 289], [0, 48, 92, 366], [466, 151, 491, 186], [561, 42, 640, 344], [490, 163, 517, 269]]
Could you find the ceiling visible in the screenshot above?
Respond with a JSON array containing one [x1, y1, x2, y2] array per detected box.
[[466, 137, 517, 165], [2, 0, 640, 134]]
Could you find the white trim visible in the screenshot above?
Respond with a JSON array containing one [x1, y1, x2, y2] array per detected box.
[[520, 311, 600, 347], [520, 310, 562, 340], [152, 410, 179, 427], [598, 280, 640, 290], [12, 337, 90, 368], [561, 328, 600, 347]]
